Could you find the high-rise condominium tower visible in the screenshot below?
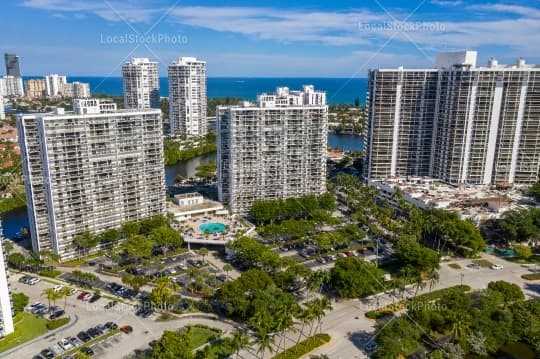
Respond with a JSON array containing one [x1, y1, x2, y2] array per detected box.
[[365, 51, 540, 186], [217, 85, 328, 214], [4, 53, 21, 77], [18, 99, 165, 260], [122, 58, 160, 109], [44, 74, 67, 98], [168, 57, 207, 137], [0, 223, 13, 337]]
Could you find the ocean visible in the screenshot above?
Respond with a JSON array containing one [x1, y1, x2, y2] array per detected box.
[[24, 76, 368, 105]]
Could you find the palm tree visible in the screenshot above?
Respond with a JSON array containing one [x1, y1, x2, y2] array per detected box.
[[255, 328, 275, 359], [230, 329, 250, 359], [199, 247, 209, 263], [223, 263, 233, 279], [42, 288, 60, 311], [413, 276, 427, 296], [274, 302, 295, 353], [427, 270, 440, 292], [314, 297, 332, 334], [60, 287, 71, 311], [294, 307, 311, 345]]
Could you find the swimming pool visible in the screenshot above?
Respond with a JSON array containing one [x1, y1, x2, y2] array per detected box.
[[199, 222, 228, 234]]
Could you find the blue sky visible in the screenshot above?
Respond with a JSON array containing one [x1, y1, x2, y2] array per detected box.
[[1, 0, 539, 77]]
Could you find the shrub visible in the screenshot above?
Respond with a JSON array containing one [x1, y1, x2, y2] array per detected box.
[[271, 333, 330, 359], [46, 317, 69, 330], [522, 273, 540, 280], [39, 269, 61, 278], [12, 292, 29, 315]]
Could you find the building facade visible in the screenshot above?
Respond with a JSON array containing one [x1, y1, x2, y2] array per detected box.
[[0, 223, 14, 337], [0, 76, 24, 97], [25, 79, 47, 99], [168, 57, 207, 137], [122, 58, 160, 109], [365, 51, 540, 186], [45, 74, 67, 98], [217, 86, 328, 214], [4, 53, 21, 77], [62, 82, 91, 98], [18, 99, 166, 260]]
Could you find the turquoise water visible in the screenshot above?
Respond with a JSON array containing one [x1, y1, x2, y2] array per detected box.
[[199, 222, 227, 234]]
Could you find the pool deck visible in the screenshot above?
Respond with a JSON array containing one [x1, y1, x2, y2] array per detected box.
[[173, 214, 255, 246]]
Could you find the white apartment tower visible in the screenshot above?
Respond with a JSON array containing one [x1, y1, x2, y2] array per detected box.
[[122, 58, 160, 109], [168, 57, 207, 137], [365, 51, 540, 186], [218, 86, 328, 214], [45, 74, 67, 98], [0, 223, 14, 337], [18, 99, 166, 260]]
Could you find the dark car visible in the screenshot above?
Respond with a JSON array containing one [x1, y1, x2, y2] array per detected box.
[[49, 310, 65, 320], [40, 349, 54, 359], [87, 328, 100, 338], [88, 294, 101, 303], [80, 347, 94, 356], [77, 331, 91, 342], [104, 300, 117, 309], [32, 356, 44, 359], [105, 321, 118, 330]]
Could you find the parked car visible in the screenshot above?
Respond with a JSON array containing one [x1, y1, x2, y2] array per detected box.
[[491, 264, 504, 270], [77, 331, 91, 342], [68, 337, 83, 347], [53, 285, 64, 292], [77, 292, 89, 300], [80, 347, 94, 356], [58, 338, 74, 351], [19, 275, 32, 283], [120, 325, 133, 334], [49, 310, 65, 320], [82, 293, 93, 301], [40, 349, 54, 359], [88, 294, 101, 303], [27, 277, 41, 285], [467, 263, 481, 269], [105, 321, 118, 330], [104, 301, 117, 309]]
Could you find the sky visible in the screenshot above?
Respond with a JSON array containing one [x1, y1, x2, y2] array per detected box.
[[1, 0, 539, 77]]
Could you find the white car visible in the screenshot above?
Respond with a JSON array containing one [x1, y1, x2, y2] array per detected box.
[[27, 277, 41, 285], [58, 338, 74, 351], [491, 264, 504, 270], [53, 285, 64, 292]]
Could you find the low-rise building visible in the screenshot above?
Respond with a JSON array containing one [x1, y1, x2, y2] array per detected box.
[[370, 176, 533, 224]]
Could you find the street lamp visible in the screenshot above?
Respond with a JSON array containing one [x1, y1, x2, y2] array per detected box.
[[460, 272, 464, 286]]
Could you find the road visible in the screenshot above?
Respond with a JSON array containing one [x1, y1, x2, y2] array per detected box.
[[238, 253, 539, 359]]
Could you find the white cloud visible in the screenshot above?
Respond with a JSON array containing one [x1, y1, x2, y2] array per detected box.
[[466, 3, 540, 18], [20, 0, 161, 23], [430, 0, 464, 7]]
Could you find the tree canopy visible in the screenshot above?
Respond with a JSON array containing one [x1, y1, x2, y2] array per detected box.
[[329, 257, 384, 298]]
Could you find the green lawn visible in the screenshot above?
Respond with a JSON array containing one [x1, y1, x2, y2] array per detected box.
[[522, 273, 540, 280], [472, 259, 494, 268], [0, 312, 48, 353], [189, 326, 220, 349], [448, 263, 461, 270]]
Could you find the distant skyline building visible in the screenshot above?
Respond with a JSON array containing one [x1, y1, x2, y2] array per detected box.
[[217, 85, 327, 213], [18, 98, 165, 260], [365, 51, 540, 186], [122, 58, 160, 110], [0, 76, 24, 97], [4, 53, 21, 77], [168, 57, 207, 137], [0, 223, 14, 337], [44, 74, 67, 98], [25, 78, 46, 99], [62, 81, 91, 98]]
